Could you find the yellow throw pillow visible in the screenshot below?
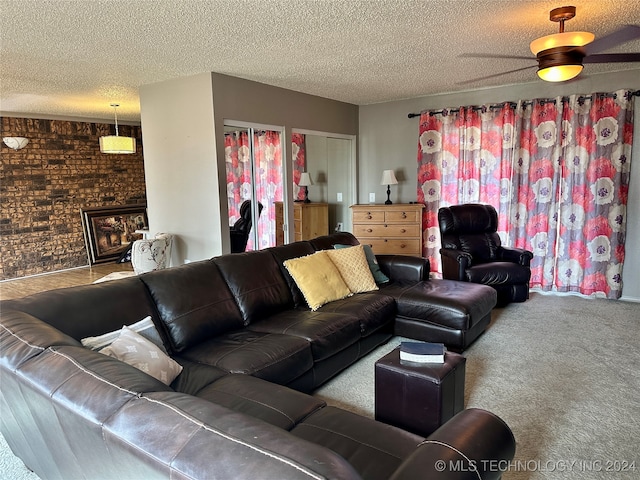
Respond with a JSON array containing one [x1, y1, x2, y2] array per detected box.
[[283, 251, 351, 311], [326, 245, 378, 294]]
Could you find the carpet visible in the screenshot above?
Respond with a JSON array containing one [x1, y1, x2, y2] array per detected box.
[[314, 291, 640, 480], [2, 292, 638, 479]]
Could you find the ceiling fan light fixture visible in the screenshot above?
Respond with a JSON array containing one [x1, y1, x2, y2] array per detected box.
[[529, 31, 595, 56], [537, 64, 583, 82], [536, 45, 586, 82]]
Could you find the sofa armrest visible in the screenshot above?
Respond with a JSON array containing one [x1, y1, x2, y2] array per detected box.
[[390, 408, 516, 480], [499, 246, 533, 267], [439, 248, 472, 281], [376, 255, 430, 282]]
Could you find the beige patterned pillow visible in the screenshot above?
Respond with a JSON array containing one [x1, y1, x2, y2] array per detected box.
[[100, 326, 182, 385], [326, 245, 378, 293]]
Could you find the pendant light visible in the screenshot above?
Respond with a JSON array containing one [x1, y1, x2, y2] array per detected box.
[[100, 103, 136, 154], [529, 6, 594, 82]]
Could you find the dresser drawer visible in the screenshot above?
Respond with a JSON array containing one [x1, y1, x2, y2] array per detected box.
[[384, 209, 421, 223], [353, 224, 420, 238], [352, 210, 385, 223], [360, 239, 421, 256]]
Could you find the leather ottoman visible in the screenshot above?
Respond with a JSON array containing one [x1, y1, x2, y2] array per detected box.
[[381, 279, 497, 351], [375, 347, 465, 437]]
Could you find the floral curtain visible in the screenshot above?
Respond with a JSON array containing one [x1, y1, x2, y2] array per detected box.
[[292, 133, 307, 201], [225, 130, 283, 250], [417, 89, 634, 299]]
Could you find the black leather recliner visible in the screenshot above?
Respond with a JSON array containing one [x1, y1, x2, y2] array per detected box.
[[230, 200, 263, 253], [438, 203, 533, 306]]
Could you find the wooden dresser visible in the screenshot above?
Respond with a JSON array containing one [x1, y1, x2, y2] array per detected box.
[[351, 204, 424, 257], [275, 202, 329, 245]]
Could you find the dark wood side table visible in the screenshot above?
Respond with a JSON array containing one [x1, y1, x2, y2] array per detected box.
[[374, 347, 466, 437]]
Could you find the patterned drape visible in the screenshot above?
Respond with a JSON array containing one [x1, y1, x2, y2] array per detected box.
[[225, 130, 283, 250], [417, 89, 634, 299], [292, 133, 307, 201]]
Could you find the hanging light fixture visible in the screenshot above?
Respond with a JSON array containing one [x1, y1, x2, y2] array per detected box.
[[100, 103, 136, 154], [529, 6, 594, 82]]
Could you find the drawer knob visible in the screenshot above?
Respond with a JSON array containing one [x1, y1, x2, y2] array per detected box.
[[400, 244, 406, 248], [401, 213, 407, 218], [384, 239, 388, 242], [401, 229, 406, 233], [366, 215, 372, 219], [366, 228, 372, 233], [384, 224, 388, 228]]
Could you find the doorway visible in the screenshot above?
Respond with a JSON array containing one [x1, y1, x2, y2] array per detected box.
[[224, 123, 285, 251]]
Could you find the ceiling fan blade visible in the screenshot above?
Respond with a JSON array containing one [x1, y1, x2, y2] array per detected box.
[[584, 52, 640, 63], [457, 65, 538, 85], [586, 25, 640, 55], [459, 53, 534, 61]]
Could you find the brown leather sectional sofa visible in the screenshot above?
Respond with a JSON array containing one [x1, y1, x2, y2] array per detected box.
[[0, 233, 514, 480]]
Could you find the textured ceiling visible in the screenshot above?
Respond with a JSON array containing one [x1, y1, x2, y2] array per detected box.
[[1, 0, 640, 122]]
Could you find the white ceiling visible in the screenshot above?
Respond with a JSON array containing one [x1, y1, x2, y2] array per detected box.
[[2, 0, 640, 122]]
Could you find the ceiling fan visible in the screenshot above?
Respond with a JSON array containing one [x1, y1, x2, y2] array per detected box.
[[460, 6, 640, 83]]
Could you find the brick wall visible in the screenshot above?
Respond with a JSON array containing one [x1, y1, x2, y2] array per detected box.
[[0, 116, 146, 280]]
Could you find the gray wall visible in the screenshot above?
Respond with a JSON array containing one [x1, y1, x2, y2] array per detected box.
[[359, 69, 640, 301], [140, 72, 358, 263]]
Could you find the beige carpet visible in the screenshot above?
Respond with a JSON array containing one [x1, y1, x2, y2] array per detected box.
[[2, 292, 639, 479], [315, 291, 640, 480]]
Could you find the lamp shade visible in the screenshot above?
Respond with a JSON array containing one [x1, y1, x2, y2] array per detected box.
[[380, 170, 398, 185], [99, 135, 136, 154], [537, 64, 583, 82], [298, 172, 313, 186], [3, 137, 29, 150], [529, 31, 594, 56]]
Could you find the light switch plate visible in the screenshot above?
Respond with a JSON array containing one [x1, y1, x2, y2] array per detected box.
[[369, 192, 375, 203], [337, 192, 343, 202]]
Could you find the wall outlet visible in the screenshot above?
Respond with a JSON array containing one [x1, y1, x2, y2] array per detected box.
[[337, 192, 343, 202], [335, 222, 344, 231], [369, 192, 376, 203]]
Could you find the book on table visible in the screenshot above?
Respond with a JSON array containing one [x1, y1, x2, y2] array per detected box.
[[399, 342, 446, 363]]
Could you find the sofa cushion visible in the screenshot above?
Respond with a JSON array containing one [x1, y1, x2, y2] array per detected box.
[[140, 260, 244, 353], [175, 330, 313, 385], [284, 251, 351, 311], [247, 310, 361, 361], [269, 241, 316, 307], [326, 245, 378, 293], [214, 250, 293, 324], [466, 262, 531, 285], [292, 406, 423, 480], [170, 359, 229, 396], [113, 391, 362, 480], [316, 291, 396, 338], [195, 374, 325, 430], [1, 277, 155, 341], [309, 232, 359, 251], [100, 327, 183, 385]]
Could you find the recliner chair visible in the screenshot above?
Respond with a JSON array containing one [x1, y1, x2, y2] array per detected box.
[[438, 203, 533, 306], [230, 200, 263, 253]]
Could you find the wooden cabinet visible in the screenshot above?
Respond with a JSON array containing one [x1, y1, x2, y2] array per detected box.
[[351, 204, 424, 256], [275, 202, 329, 245]]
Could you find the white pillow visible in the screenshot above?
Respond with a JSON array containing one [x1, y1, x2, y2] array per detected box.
[[100, 326, 183, 386], [81, 316, 165, 352]]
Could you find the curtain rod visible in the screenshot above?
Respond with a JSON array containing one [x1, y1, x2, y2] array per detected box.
[[407, 89, 640, 119]]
